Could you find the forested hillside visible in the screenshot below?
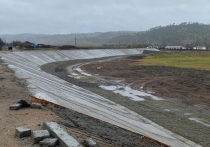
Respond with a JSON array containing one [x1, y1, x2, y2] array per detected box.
[[109, 23, 210, 48], [0, 23, 210, 48]]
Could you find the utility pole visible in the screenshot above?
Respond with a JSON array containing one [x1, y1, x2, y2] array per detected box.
[[75, 38, 76, 49]]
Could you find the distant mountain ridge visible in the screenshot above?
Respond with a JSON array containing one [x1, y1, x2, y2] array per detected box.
[[1, 23, 210, 48], [0, 31, 137, 46]]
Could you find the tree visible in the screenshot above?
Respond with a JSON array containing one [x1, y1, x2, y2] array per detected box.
[[12, 41, 24, 47], [0, 38, 5, 46]]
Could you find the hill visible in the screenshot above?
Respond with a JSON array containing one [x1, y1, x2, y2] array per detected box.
[[109, 23, 210, 48], [0, 23, 210, 48], [0, 32, 137, 46]]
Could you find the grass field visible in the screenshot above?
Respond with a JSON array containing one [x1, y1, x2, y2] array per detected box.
[[134, 52, 210, 71]]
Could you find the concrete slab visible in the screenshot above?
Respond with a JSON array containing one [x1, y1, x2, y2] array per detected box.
[[39, 138, 58, 147], [43, 122, 81, 147], [15, 127, 31, 138], [10, 103, 22, 110], [83, 138, 98, 147], [31, 102, 42, 109], [32, 130, 50, 144]]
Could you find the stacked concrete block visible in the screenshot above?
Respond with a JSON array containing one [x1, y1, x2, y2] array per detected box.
[[15, 127, 31, 138], [32, 130, 50, 144], [43, 122, 82, 147]]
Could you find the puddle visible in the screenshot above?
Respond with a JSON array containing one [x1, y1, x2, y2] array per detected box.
[[71, 73, 79, 76], [75, 67, 92, 76], [67, 75, 83, 79], [100, 85, 163, 101], [68, 61, 164, 102], [189, 118, 210, 127], [68, 65, 92, 79]]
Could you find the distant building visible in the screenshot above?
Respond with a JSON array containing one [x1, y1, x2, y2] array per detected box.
[[165, 46, 186, 49], [37, 44, 51, 48], [193, 46, 206, 50], [147, 46, 158, 49], [24, 41, 36, 49]]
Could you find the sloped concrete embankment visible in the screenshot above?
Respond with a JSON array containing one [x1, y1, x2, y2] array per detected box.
[[0, 49, 200, 147]]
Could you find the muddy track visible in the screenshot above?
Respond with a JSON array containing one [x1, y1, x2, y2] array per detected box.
[[41, 56, 210, 147]]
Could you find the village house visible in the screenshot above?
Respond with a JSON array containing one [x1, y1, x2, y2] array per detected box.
[[165, 46, 186, 49], [37, 44, 51, 48], [24, 41, 37, 49], [193, 46, 206, 50]]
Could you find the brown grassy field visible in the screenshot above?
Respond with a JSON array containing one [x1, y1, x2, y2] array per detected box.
[[133, 52, 210, 71]]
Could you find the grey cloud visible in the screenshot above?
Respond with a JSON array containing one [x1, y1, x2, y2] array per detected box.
[[0, 0, 210, 34]]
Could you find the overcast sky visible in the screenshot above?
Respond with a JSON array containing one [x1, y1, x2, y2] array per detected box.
[[0, 0, 210, 34]]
